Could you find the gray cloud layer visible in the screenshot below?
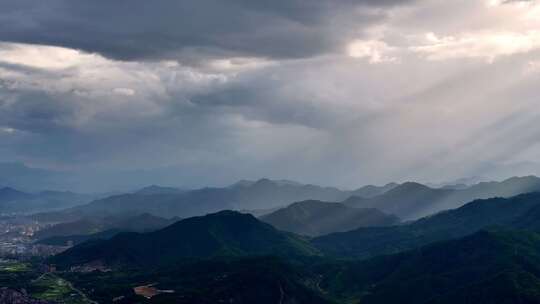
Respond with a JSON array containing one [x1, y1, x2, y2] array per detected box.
[[0, 0, 413, 62], [1, 0, 540, 191]]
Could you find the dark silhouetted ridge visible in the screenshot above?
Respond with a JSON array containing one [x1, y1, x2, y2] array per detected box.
[[51, 210, 319, 268]]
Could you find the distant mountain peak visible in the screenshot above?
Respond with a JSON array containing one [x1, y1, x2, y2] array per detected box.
[[253, 178, 274, 185], [501, 175, 540, 183], [232, 178, 304, 188], [287, 199, 341, 209], [207, 209, 248, 217], [0, 186, 22, 192], [135, 185, 183, 195], [229, 179, 256, 188], [152, 210, 265, 236], [389, 182, 432, 192], [165, 210, 259, 229], [352, 183, 399, 198], [0, 186, 31, 200]]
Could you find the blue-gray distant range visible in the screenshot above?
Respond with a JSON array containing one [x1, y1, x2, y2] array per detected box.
[[24, 175, 540, 224]]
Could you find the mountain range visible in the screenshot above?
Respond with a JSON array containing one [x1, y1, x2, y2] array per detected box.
[[134, 185, 186, 195], [47, 203, 540, 304], [34, 176, 540, 222], [10, 174, 540, 303], [54, 189, 540, 267], [0, 187, 99, 214], [34, 179, 353, 221], [55, 190, 540, 269], [345, 176, 540, 219], [54, 189, 540, 263], [313, 191, 540, 258]]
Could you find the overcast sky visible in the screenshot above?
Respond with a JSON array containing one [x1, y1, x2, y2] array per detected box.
[[1, 0, 540, 189]]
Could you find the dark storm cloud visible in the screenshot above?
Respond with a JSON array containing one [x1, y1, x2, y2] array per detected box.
[[0, 0, 413, 62], [3, 0, 540, 191]]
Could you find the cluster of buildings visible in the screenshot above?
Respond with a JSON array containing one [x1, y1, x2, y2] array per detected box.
[[0, 216, 44, 237], [0, 216, 65, 258]]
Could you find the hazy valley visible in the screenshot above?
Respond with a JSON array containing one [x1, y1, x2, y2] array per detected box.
[[2, 176, 540, 303]]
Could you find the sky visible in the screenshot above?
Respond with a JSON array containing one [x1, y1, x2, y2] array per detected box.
[[1, 0, 540, 190]]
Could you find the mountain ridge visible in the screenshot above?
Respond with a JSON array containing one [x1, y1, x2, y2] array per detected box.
[[33, 175, 540, 222], [50, 210, 320, 268], [346, 176, 540, 220], [313, 191, 540, 258], [261, 200, 399, 236]]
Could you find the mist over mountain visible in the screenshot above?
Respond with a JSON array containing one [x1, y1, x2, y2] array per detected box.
[[35, 178, 355, 221], [0, 162, 202, 193], [426, 176, 489, 189], [314, 191, 540, 259], [350, 183, 399, 198], [134, 185, 186, 195], [34, 213, 178, 240], [345, 176, 540, 220], [48, 190, 540, 303], [0, 186, 99, 215], [35, 213, 180, 247], [31, 175, 540, 223], [54, 188, 540, 268], [0, 163, 64, 192], [261, 200, 399, 236]]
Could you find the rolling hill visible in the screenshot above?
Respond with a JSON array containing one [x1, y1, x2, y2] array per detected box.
[[50, 211, 320, 268], [261, 200, 399, 236], [318, 229, 540, 304]]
